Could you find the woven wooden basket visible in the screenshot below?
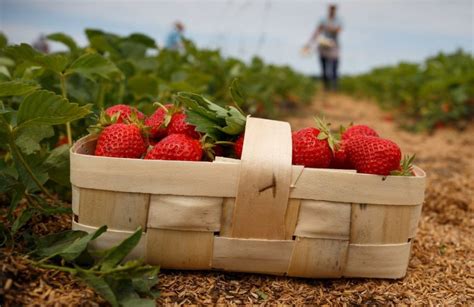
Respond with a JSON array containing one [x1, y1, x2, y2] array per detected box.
[[70, 117, 426, 279]]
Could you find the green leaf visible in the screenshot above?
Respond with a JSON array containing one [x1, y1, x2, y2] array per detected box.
[[35, 230, 87, 255], [230, 78, 246, 106], [0, 32, 7, 49], [15, 125, 54, 155], [0, 66, 11, 79], [127, 33, 157, 48], [177, 92, 246, 140], [36, 226, 107, 261], [4, 44, 68, 73], [120, 298, 156, 307], [47, 33, 78, 52], [127, 75, 158, 98], [65, 53, 122, 81], [16, 90, 92, 128], [43, 144, 70, 186], [98, 227, 143, 272], [0, 80, 40, 97], [0, 57, 15, 67], [77, 269, 119, 307], [11, 151, 49, 193], [11, 208, 34, 235]]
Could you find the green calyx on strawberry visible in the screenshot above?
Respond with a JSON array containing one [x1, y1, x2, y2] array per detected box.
[[391, 154, 416, 176], [88, 104, 146, 135], [145, 102, 175, 140], [105, 104, 145, 123]]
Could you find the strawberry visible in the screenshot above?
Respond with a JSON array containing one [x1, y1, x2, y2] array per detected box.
[[167, 112, 200, 139], [105, 104, 145, 123], [342, 124, 379, 140], [95, 123, 147, 158], [234, 134, 244, 158], [145, 104, 174, 140], [145, 134, 202, 161], [292, 127, 333, 168], [330, 141, 353, 169], [345, 135, 401, 175]]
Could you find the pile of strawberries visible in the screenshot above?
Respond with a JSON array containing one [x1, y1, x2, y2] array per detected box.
[[91, 103, 414, 176]]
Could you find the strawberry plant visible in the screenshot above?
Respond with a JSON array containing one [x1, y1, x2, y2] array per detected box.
[[341, 50, 474, 131]]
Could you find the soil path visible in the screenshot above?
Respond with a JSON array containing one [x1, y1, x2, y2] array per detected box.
[[3, 94, 473, 305]]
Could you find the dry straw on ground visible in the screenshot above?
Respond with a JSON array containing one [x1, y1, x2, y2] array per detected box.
[[1, 94, 473, 305]]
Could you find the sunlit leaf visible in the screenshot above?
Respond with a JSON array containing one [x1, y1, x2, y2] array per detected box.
[[65, 53, 123, 80]]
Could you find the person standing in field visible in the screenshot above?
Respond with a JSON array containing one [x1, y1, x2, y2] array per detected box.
[[165, 21, 185, 50], [304, 4, 342, 91]]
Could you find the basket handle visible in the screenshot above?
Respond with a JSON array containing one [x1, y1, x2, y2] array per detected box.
[[230, 117, 293, 240]]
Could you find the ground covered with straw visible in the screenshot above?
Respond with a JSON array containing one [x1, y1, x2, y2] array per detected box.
[[1, 94, 473, 305]]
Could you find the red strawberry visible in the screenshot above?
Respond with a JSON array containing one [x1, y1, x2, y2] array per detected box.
[[292, 127, 332, 168], [234, 134, 244, 158], [345, 135, 401, 175], [342, 124, 379, 141], [145, 104, 174, 139], [145, 134, 202, 161], [95, 123, 147, 158], [105, 104, 145, 123], [330, 141, 353, 169], [167, 113, 200, 139]]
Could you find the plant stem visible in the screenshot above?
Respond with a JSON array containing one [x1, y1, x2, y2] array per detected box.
[[59, 73, 72, 146], [8, 138, 55, 200], [35, 262, 77, 274]]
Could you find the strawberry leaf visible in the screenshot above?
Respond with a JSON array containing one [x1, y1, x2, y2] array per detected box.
[[47, 32, 78, 52], [0, 80, 40, 97], [16, 90, 92, 128], [65, 52, 123, 81]]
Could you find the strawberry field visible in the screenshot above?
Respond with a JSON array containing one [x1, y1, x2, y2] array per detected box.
[[340, 50, 474, 131], [1, 29, 473, 305]]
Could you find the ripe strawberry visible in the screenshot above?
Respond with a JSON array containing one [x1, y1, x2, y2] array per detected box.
[[345, 135, 401, 175], [95, 123, 147, 158], [330, 141, 353, 169], [342, 124, 379, 141], [105, 104, 145, 123], [167, 112, 200, 139], [292, 127, 332, 168], [234, 134, 244, 158], [145, 134, 202, 161], [145, 104, 174, 139]]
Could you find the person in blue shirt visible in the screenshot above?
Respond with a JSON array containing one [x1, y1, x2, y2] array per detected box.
[[304, 5, 343, 91], [165, 21, 185, 50]]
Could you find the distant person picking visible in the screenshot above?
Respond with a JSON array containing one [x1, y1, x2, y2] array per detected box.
[[303, 4, 342, 91]]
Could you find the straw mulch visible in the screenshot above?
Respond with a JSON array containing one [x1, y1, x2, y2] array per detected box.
[[1, 94, 473, 305]]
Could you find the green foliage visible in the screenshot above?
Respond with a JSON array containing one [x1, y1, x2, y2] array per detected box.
[[33, 227, 160, 306], [340, 50, 474, 131], [0, 29, 314, 301]]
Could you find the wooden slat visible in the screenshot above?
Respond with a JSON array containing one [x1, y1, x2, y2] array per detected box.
[[284, 199, 301, 240], [77, 188, 150, 231], [343, 243, 412, 278], [409, 204, 423, 238], [230, 118, 293, 240], [294, 200, 351, 240], [71, 135, 425, 205], [147, 195, 222, 231], [350, 203, 422, 244], [146, 229, 213, 269], [291, 166, 426, 205], [71, 185, 80, 215], [212, 237, 294, 275], [287, 237, 348, 278], [72, 221, 146, 260], [219, 198, 235, 237]]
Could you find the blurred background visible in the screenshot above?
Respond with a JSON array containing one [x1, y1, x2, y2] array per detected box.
[[2, 0, 472, 75]]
